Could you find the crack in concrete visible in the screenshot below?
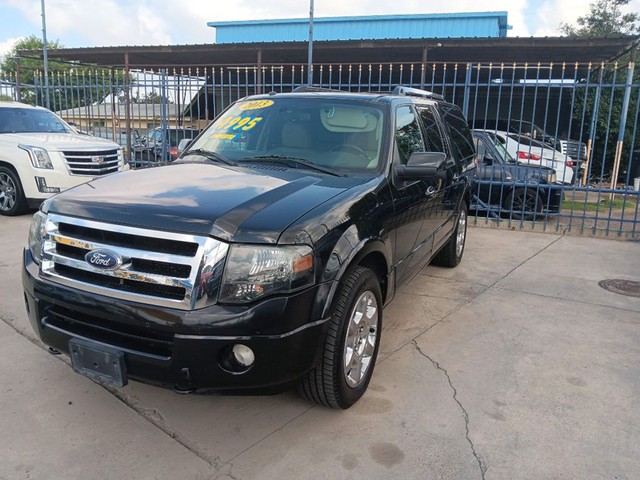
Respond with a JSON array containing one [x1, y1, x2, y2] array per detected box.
[[496, 286, 640, 314], [107, 387, 222, 470], [380, 233, 565, 365], [412, 340, 487, 480], [0, 316, 221, 473], [212, 462, 242, 480]]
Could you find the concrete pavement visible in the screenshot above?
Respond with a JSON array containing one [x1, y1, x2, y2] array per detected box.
[[0, 214, 639, 480]]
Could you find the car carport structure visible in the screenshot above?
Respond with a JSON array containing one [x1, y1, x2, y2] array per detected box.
[[9, 35, 640, 239]]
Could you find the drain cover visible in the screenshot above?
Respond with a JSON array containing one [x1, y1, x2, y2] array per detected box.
[[598, 279, 640, 298]]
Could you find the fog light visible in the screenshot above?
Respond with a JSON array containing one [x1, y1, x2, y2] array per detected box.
[[35, 177, 61, 194], [232, 344, 255, 367]]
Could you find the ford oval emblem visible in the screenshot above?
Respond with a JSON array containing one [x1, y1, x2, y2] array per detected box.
[[84, 249, 122, 270]]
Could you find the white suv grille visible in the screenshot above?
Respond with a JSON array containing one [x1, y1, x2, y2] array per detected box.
[[62, 149, 121, 175]]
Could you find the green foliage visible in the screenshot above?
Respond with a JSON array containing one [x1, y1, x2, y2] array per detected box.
[[572, 63, 639, 179], [561, 0, 640, 36], [561, 0, 639, 182], [0, 35, 130, 110], [121, 90, 174, 104]]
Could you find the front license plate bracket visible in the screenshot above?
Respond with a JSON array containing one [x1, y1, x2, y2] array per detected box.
[[68, 338, 128, 387]]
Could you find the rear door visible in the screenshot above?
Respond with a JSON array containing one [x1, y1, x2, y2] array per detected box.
[[413, 104, 451, 249], [389, 104, 437, 287], [423, 103, 474, 250]]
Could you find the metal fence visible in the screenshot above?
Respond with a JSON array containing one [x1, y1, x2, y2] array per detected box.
[[1, 60, 639, 239]]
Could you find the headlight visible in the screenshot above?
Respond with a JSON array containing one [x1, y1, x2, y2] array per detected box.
[[220, 245, 314, 304], [19, 145, 53, 169], [28, 211, 48, 265], [547, 172, 557, 183]]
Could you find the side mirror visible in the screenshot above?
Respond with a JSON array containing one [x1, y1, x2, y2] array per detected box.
[[394, 152, 446, 181], [177, 138, 193, 156], [483, 155, 494, 165]]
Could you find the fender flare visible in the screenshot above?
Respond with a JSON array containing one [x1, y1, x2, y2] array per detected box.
[[316, 224, 392, 319]]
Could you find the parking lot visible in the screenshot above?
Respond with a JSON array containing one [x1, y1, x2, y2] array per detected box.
[[1, 214, 639, 480]]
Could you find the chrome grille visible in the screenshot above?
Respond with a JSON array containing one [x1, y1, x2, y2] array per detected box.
[[62, 149, 121, 176], [41, 214, 229, 310], [560, 141, 587, 160]]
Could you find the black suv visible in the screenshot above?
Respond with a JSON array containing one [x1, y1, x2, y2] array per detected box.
[[23, 86, 475, 409]]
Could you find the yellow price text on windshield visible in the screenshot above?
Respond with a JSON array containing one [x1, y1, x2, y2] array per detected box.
[[238, 100, 274, 111], [215, 116, 263, 132]]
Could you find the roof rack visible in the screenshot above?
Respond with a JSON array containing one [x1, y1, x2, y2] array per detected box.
[[292, 85, 346, 93], [392, 86, 444, 101]]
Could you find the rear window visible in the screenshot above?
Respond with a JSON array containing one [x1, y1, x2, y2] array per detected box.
[[438, 104, 474, 161]]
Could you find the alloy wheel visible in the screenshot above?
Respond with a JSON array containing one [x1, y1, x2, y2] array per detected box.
[[343, 290, 379, 388], [456, 210, 467, 258], [0, 172, 17, 212]]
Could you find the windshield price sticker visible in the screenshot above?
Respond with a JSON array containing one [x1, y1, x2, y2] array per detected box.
[[210, 133, 237, 140], [238, 100, 274, 111], [213, 116, 263, 133]]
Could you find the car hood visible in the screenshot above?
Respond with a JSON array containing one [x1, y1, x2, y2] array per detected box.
[[0, 132, 119, 150], [46, 161, 363, 243]]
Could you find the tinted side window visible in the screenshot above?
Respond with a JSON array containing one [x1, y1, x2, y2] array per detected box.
[[417, 106, 445, 153], [473, 137, 486, 157], [438, 104, 474, 161], [395, 106, 425, 165]]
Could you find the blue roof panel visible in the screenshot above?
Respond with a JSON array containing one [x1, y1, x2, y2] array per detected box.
[[208, 12, 509, 44]]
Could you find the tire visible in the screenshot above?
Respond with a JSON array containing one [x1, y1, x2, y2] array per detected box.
[[432, 207, 467, 268], [0, 166, 28, 216], [504, 187, 542, 220], [299, 266, 382, 409]]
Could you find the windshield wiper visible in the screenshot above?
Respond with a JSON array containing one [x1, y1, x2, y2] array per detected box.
[[182, 149, 236, 166], [238, 155, 344, 177]]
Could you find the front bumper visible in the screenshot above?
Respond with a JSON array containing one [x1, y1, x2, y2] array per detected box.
[[23, 248, 330, 393]]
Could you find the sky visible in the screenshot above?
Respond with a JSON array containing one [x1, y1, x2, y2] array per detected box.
[[0, 0, 639, 61]]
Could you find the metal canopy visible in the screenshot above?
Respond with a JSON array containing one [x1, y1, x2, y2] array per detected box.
[[18, 36, 638, 70]]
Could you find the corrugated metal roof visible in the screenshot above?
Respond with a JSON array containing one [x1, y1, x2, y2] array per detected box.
[[207, 12, 510, 44]]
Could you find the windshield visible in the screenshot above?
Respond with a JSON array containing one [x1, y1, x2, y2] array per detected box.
[[512, 121, 549, 140], [0, 107, 72, 134], [187, 97, 386, 173], [485, 132, 515, 162]]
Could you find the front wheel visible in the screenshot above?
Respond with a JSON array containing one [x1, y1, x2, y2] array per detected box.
[[0, 166, 28, 216], [299, 266, 382, 409], [432, 207, 467, 268], [504, 188, 542, 220]]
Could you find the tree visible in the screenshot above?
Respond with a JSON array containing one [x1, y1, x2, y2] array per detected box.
[[0, 35, 130, 111], [560, 0, 640, 184], [561, 0, 640, 36], [0, 35, 67, 105], [138, 91, 173, 104]]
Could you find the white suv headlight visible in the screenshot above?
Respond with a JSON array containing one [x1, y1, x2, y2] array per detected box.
[[19, 145, 53, 169], [219, 245, 314, 304], [28, 211, 48, 264]]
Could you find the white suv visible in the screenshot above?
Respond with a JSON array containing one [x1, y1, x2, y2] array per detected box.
[[0, 101, 126, 215]]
